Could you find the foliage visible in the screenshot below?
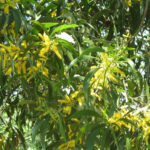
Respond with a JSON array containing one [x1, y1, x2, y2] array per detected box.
[[0, 0, 150, 149]]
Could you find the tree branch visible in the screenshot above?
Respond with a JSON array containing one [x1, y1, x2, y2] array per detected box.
[[126, 0, 149, 44]]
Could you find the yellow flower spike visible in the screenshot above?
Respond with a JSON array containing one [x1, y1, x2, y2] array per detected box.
[[22, 61, 26, 73], [15, 62, 21, 74], [3, 55, 7, 67], [0, 0, 5, 3], [10, 22, 15, 28], [144, 127, 150, 144], [36, 61, 42, 69], [58, 99, 70, 104], [38, 33, 45, 41], [21, 40, 28, 48], [0, 48, 6, 53], [71, 91, 79, 99], [67, 140, 75, 148], [71, 118, 80, 123], [51, 44, 62, 59], [58, 143, 67, 150], [43, 32, 51, 45], [5, 67, 12, 75], [113, 67, 126, 77], [39, 47, 49, 58], [4, 5, 9, 14], [65, 95, 71, 102], [51, 10, 57, 17], [63, 106, 71, 115], [39, 32, 51, 47], [0, 44, 10, 50], [77, 97, 84, 106], [41, 67, 49, 77], [38, 32, 62, 59]]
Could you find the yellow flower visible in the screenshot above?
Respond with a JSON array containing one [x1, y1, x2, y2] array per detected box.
[[15, 59, 27, 74], [38, 32, 62, 59], [90, 52, 125, 99], [4, 5, 10, 14], [36, 61, 42, 69], [27, 66, 38, 81], [67, 140, 75, 148], [51, 10, 57, 17], [58, 140, 75, 150], [58, 95, 71, 104], [1, 0, 19, 14], [71, 118, 80, 123], [41, 67, 48, 77], [63, 106, 71, 115], [5, 67, 12, 75], [77, 96, 84, 106], [21, 40, 28, 48], [0, 0, 5, 3], [38, 32, 51, 47], [0, 48, 6, 53], [51, 44, 62, 59], [144, 127, 150, 144]]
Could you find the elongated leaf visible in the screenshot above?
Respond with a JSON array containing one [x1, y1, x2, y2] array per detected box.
[[12, 9, 21, 34], [41, 22, 58, 28], [126, 138, 132, 150], [67, 55, 95, 72], [58, 116, 67, 141], [17, 100, 36, 106], [40, 119, 49, 149], [83, 68, 98, 103], [32, 119, 44, 142], [86, 126, 101, 150], [67, 47, 102, 71], [51, 24, 78, 36], [146, 81, 149, 102], [76, 123, 95, 143], [81, 46, 104, 56], [127, 59, 141, 86], [31, 20, 58, 30], [70, 109, 100, 118]]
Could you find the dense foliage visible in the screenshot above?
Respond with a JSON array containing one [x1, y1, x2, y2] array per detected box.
[[0, 0, 150, 149]]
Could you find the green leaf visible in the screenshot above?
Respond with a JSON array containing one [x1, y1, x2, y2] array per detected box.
[[146, 81, 149, 102], [76, 123, 95, 143], [70, 109, 100, 118], [81, 46, 104, 56], [58, 116, 67, 142], [31, 20, 58, 31], [126, 138, 132, 150], [127, 80, 134, 97], [127, 59, 140, 87], [12, 9, 21, 34], [66, 46, 103, 71], [83, 68, 98, 103], [67, 55, 95, 72], [41, 22, 58, 28], [40, 119, 49, 149], [32, 119, 44, 142], [50, 24, 79, 36], [17, 100, 36, 106], [86, 126, 101, 150]]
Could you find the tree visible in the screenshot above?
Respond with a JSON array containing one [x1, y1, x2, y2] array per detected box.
[[0, 0, 150, 149]]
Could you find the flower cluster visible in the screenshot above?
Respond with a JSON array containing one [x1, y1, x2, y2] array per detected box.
[[108, 106, 150, 145], [0, 32, 61, 82], [90, 53, 125, 100], [0, 0, 19, 14]]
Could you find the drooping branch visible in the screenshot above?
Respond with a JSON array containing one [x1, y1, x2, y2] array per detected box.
[[126, 0, 149, 44]]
